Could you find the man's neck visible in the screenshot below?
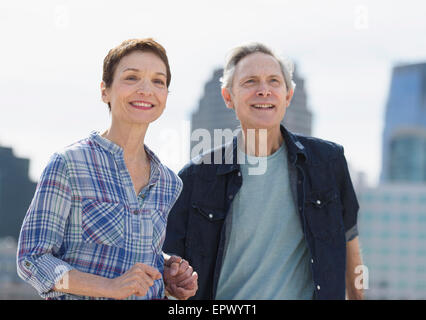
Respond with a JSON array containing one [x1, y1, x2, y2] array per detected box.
[[240, 125, 283, 157]]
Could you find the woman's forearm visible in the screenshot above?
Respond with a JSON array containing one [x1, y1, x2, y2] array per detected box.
[[53, 269, 111, 298]]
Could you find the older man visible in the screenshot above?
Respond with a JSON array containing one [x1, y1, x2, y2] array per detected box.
[[163, 43, 364, 300]]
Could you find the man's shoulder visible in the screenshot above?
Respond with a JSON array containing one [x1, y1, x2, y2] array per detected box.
[[291, 132, 344, 163]]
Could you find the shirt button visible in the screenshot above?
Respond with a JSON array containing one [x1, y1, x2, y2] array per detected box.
[[316, 200, 321, 205], [25, 261, 31, 267], [229, 194, 234, 200], [237, 172, 241, 177], [317, 285, 321, 290], [208, 214, 213, 219], [311, 259, 314, 264], [133, 209, 139, 215]]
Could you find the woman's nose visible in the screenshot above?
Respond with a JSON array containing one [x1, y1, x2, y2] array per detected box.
[[136, 80, 153, 95]]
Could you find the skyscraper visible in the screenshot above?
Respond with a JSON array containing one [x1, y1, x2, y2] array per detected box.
[[0, 146, 36, 240], [380, 63, 426, 183], [190, 67, 313, 154], [358, 61, 426, 299], [358, 184, 426, 299]]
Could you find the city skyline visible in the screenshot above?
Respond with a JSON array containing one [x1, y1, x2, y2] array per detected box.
[[1, 1, 426, 187]]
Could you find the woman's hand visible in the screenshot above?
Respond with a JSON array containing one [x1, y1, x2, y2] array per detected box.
[[105, 263, 162, 300]]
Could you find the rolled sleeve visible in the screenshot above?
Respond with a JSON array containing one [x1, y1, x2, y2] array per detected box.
[[17, 153, 74, 298]]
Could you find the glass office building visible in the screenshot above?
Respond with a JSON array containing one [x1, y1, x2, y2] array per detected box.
[[358, 184, 426, 299], [381, 63, 426, 183]]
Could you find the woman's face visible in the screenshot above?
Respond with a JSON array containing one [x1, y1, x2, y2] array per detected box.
[[101, 50, 168, 126]]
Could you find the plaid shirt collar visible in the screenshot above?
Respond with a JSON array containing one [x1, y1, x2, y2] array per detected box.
[[90, 131, 161, 189]]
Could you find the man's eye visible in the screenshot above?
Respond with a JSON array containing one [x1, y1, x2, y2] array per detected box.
[[125, 76, 137, 80], [244, 79, 255, 84]]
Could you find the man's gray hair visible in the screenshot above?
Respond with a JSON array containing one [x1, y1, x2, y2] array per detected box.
[[220, 42, 296, 92]]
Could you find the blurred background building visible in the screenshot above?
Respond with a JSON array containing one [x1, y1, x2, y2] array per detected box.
[[0, 146, 36, 239], [380, 63, 426, 183], [190, 67, 313, 154], [0, 147, 39, 299], [359, 62, 426, 299]]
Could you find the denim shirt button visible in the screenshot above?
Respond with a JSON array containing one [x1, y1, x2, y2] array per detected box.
[[317, 285, 321, 290], [209, 213, 213, 219], [316, 200, 321, 205], [311, 259, 314, 264]]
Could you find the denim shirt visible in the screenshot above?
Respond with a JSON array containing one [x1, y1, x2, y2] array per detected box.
[[163, 126, 359, 300]]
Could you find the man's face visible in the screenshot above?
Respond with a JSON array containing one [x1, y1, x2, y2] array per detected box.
[[222, 52, 293, 131]]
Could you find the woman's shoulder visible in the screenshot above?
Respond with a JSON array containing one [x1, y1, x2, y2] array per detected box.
[[50, 132, 106, 166], [55, 136, 92, 157]]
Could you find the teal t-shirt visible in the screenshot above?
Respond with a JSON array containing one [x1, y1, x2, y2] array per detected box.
[[215, 142, 314, 300]]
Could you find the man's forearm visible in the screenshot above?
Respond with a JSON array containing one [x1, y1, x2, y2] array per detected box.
[[345, 237, 365, 300], [53, 269, 111, 298]]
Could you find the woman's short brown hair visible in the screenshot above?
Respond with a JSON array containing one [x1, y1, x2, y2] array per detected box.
[[102, 38, 171, 110]]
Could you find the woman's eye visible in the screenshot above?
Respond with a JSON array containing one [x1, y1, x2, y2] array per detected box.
[[153, 79, 165, 85], [125, 76, 137, 81]]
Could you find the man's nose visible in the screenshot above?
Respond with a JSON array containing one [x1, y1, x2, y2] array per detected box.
[[256, 83, 271, 97]]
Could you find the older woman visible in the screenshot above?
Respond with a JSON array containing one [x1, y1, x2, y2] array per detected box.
[[17, 38, 197, 300]]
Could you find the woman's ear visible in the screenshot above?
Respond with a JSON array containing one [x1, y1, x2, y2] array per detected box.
[[101, 81, 109, 104], [221, 87, 234, 109]]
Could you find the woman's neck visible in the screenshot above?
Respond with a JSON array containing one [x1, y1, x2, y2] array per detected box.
[[102, 121, 149, 164]]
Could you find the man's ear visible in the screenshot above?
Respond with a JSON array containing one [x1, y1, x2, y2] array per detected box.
[[101, 81, 109, 104], [285, 88, 294, 107], [221, 87, 234, 109]]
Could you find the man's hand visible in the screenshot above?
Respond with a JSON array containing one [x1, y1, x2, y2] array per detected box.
[[105, 263, 162, 300], [164, 254, 198, 300]]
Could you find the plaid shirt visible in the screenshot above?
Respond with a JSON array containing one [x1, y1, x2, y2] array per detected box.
[[17, 131, 183, 300]]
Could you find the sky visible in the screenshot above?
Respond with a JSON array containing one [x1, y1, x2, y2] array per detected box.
[[1, 0, 426, 186]]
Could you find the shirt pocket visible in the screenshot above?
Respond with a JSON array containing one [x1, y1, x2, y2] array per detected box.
[[186, 203, 227, 256], [304, 189, 344, 242], [81, 198, 125, 247]]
